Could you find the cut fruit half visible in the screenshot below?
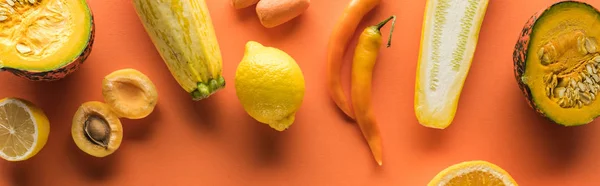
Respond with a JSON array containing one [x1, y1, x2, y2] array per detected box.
[[71, 101, 122, 158], [427, 160, 518, 186], [0, 0, 95, 81], [0, 97, 50, 161], [102, 68, 158, 119], [415, 0, 490, 129], [514, 1, 600, 126]]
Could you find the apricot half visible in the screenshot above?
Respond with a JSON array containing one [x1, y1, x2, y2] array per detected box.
[[72, 101, 123, 158], [102, 68, 158, 119]]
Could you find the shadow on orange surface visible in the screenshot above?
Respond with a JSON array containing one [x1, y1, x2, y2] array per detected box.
[[251, 122, 285, 167], [229, 102, 287, 168], [29, 69, 86, 113], [412, 123, 447, 153], [8, 161, 31, 186], [527, 114, 587, 172], [192, 95, 223, 132], [123, 106, 161, 142], [514, 93, 588, 174], [233, 4, 257, 22], [65, 135, 121, 182]]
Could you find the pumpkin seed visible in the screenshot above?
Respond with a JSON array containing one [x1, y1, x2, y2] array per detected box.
[[594, 56, 600, 63], [555, 87, 566, 98], [586, 38, 598, 54], [579, 36, 589, 55], [585, 76, 594, 85], [581, 93, 592, 105], [16, 43, 31, 54], [558, 98, 565, 107], [538, 47, 545, 60]]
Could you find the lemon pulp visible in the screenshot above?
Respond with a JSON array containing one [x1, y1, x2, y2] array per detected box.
[[0, 98, 49, 161]]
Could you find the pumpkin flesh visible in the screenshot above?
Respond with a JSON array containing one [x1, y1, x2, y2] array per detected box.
[[521, 2, 600, 126], [0, 0, 93, 73]]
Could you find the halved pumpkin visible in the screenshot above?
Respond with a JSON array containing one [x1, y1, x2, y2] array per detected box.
[[0, 0, 94, 81], [514, 1, 600, 126]]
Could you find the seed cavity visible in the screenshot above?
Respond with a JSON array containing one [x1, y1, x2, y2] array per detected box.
[[539, 31, 600, 108], [544, 54, 600, 108]]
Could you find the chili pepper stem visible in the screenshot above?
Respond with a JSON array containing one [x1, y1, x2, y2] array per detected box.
[[373, 15, 397, 48]]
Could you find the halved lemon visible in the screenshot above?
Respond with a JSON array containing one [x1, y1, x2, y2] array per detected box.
[[428, 160, 518, 186], [0, 97, 50, 161]]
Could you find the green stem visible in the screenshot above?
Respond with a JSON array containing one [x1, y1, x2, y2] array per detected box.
[[374, 15, 397, 48]]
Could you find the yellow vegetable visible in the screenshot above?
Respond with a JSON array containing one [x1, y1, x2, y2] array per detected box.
[[415, 0, 489, 129], [132, 0, 225, 101]]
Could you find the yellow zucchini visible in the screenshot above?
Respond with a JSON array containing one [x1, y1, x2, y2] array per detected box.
[[133, 0, 225, 100], [415, 0, 489, 129]]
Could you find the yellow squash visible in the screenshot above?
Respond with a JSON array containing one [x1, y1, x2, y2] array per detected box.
[[132, 0, 225, 100], [0, 0, 94, 81], [415, 0, 489, 129], [514, 1, 600, 126]]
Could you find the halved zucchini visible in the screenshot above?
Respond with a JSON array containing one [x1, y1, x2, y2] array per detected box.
[[415, 0, 490, 129]]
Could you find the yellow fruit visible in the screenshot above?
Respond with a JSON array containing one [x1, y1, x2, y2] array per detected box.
[[0, 97, 50, 161], [71, 101, 123, 158], [428, 160, 518, 186], [235, 41, 305, 131], [102, 68, 158, 119]]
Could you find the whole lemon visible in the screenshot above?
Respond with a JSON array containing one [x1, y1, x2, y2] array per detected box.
[[235, 41, 306, 131]]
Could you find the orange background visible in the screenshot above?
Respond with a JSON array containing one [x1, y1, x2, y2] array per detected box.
[[1, 0, 599, 185]]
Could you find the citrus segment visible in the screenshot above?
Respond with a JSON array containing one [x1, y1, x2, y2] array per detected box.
[[428, 160, 518, 186], [0, 97, 49, 161]]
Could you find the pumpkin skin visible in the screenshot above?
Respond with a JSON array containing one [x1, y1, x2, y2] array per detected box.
[[0, 0, 95, 81], [513, 2, 541, 115], [514, 1, 600, 126]]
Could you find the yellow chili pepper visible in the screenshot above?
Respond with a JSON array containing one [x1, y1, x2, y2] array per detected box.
[[350, 15, 396, 166]]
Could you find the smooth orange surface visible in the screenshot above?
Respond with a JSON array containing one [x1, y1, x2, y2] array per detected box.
[[1, 0, 600, 185]]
